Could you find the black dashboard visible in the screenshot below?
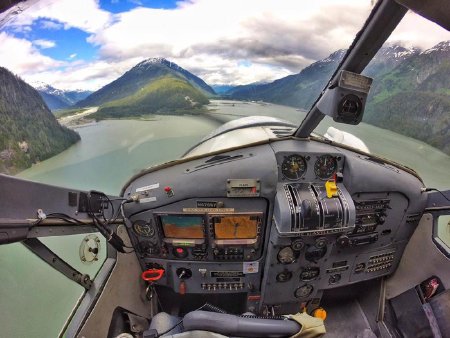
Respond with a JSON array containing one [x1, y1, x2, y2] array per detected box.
[[122, 137, 426, 315]]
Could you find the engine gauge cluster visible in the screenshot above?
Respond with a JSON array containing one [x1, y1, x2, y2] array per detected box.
[[279, 153, 341, 181]]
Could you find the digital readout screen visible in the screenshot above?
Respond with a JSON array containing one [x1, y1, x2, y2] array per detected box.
[[160, 215, 204, 239], [213, 215, 258, 239]]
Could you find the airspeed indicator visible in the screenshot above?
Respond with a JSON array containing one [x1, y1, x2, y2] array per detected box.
[[281, 155, 307, 180]]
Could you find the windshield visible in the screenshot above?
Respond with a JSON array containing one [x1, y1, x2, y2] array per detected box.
[[0, 0, 375, 194]]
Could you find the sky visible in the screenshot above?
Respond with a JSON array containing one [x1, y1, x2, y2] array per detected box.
[[0, 0, 449, 91]]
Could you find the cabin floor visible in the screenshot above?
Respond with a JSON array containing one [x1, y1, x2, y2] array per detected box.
[[321, 299, 376, 338], [120, 277, 449, 337]]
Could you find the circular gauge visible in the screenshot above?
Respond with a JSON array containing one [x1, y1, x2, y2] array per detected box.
[[300, 267, 320, 282], [277, 246, 297, 264], [314, 155, 338, 179], [276, 271, 293, 282], [281, 155, 307, 180], [133, 220, 156, 237], [294, 284, 314, 299]]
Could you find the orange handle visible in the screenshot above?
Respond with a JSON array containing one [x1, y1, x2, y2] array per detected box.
[[142, 268, 165, 282]]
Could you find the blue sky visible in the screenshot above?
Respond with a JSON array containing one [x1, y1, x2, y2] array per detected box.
[[0, 0, 448, 90], [6, 1, 180, 63], [100, 0, 179, 12]]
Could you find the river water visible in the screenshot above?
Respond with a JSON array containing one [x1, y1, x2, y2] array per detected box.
[[2, 100, 449, 337]]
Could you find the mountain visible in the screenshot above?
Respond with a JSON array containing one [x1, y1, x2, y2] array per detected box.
[[225, 49, 346, 110], [227, 41, 450, 155], [0, 68, 80, 174], [225, 45, 421, 106], [33, 82, 92, 111], [92, 76, 210, 119], [211, 85, 234, 94], [76, 57, 215, 110], [364, 41, 450, 154]]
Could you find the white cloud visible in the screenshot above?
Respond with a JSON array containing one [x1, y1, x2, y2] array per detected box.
[[39, 19, 65, 30], [0, 32, 110, 91], [2, 0, 449, 90], [0, 32, 63, 75], [33, 39, 56, 49], [8, 0, 112, 33], [86, 0, 374, 84], [387, 11, 450, 50]]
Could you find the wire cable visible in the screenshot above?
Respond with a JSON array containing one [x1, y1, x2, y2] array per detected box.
[[424, 188, 450, 202]]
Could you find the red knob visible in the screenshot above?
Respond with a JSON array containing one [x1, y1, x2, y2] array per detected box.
[[141, 268, 165, 282]]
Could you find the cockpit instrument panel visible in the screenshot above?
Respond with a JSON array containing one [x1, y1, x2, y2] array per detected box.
[[122, 138, 426, 315]]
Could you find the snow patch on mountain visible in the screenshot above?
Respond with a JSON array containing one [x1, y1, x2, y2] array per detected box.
[[422, 40, 450, 54]]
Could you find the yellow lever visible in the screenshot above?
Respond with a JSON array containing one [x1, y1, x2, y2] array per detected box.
[[325, 180, 338, 198]]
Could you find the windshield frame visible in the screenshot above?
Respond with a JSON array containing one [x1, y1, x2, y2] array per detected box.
[[295, 0, 408, 138]]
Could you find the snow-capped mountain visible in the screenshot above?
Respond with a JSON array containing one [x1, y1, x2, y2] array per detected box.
[[421, 40, 450, 55], [76, 57, 215, 108], [225, 40, 450, 155], [32, 82, 92, 111], [132, 57, 215, 96], [375, 45, 420, 60]]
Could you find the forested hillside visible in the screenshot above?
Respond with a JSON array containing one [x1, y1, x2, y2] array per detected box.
[[92, 76, 209, 119], [364, 41, 450, 154], [0, 67, 80, 174], [77, 57, 214, 108], [226, 41, 450, 155]]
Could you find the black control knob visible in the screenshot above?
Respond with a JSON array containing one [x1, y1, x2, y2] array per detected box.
[[176, 268, 192, 279], [337, 235, 350, 248], [305, 245, 327, 262], [291, 239, 305, 251], [315, 237, 327, 248], [329, 273, 341, 285]]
